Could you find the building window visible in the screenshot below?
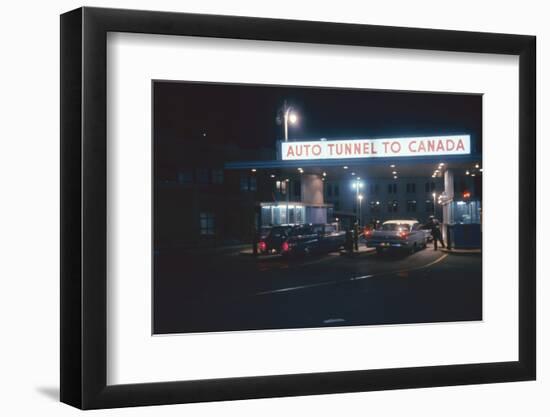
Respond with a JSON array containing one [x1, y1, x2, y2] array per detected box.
[[388, 183, 397, 194], [199, 212, 215, 236], [333, 201, 340, 211], [406, 200, 417, 212], [211, 169, 224, 184], [370, 201, 381, 213], [241, 173, 257, 192], [334, 184, 339, 197], [177, 170, 193, 184], [406, 183, 416, 193], [370, 184, 379, 195], [425, 199, 435, 213], [326, 184, 333, 197], [196, 168, 209, 184], [275, 180, 287, 194], [425, 182, 436, 193], [387, 200, 399, 213]]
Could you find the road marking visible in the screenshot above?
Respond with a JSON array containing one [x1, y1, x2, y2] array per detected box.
[[256, 253, 448, 296], [323, 318, 346, 324]]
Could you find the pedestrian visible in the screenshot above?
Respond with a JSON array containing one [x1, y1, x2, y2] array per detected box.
[[353, 221, 360, 252], [427, 215, 445, 250], [345, 228, 353, 254]]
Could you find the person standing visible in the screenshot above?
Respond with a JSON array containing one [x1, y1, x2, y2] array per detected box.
[[353, 221, 360, 252], [427, 215, 445, 250]]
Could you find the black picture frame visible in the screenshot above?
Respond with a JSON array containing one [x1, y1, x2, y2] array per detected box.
[[60, 6, 536, 409]]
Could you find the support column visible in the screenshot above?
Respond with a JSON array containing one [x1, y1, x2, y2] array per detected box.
[[442, 169, 455, 244], [301, 174, 326, 224]]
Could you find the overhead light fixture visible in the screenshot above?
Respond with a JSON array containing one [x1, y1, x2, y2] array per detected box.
[[393, 175, 398, 179], [322, 172, 327, 177], [343, 166, 348, 169], [466, 170, 470, 175], [392, 171, 397, 175], [475, 163, 480, 169], [251, 168, 256, 172], [390, 164, 396, 168], [351, 172, 356, 176]]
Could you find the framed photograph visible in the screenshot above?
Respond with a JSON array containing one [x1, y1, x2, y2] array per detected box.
[[60, 7, 536, 409]]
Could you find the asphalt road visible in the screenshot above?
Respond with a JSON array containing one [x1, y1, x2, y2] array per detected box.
[[154, 243, 482, 334]]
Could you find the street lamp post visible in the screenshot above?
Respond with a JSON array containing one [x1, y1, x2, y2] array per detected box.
[[358, 194, 364, 226], [282, 100, 298, 141], [352, 178, 364, 225]]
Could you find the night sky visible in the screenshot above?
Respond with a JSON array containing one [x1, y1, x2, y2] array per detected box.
[[153, 81, 482, 165]]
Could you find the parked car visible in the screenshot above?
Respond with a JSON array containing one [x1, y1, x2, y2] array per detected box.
[[419, 223, 434, 242], [259, 224, 346, 256], [365, 220, 427, 254]]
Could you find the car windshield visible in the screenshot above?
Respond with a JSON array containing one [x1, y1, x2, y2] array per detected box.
[[382, 223, 411, 232]]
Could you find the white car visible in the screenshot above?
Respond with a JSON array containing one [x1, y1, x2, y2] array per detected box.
[[365, 220, 428, 254]]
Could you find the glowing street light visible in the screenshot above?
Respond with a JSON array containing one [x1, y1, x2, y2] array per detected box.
[[280, 100, 299, 141]]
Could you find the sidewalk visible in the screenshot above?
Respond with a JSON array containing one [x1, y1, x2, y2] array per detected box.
[[440, 247, 481, 255]]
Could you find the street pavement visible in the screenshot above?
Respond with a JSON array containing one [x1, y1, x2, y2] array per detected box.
[[153, 243, 482, 334]]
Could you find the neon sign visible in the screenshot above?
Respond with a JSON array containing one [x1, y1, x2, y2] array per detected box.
[[281, 135, 471, 161]]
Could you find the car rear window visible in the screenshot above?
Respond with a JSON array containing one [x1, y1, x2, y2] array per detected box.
[[382, 223, 411, 231], [268, 227, 289, 238]]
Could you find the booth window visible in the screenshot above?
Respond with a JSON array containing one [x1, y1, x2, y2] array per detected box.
[[199, 212, 215, 236], [406, 200, 417, 212]]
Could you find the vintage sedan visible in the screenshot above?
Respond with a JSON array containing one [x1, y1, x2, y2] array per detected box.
[[365, 220, 428, 254], [259, 224, 346, 256]]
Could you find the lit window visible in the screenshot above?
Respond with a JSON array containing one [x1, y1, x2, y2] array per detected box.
[[407, 200, 417, 212], [387, 200, 399, 213]]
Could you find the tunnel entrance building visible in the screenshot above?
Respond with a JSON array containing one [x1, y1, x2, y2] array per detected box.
[[226, 135, 482, 249]]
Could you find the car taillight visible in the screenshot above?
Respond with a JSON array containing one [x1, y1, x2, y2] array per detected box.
[[399, 231, 409, 239], [365, 230, 372, 238], [281, 241, 290, 252], [258, 241, 266, 252]]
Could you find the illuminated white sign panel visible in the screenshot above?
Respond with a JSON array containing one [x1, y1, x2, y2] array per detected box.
[[281, 135, 471, 161]]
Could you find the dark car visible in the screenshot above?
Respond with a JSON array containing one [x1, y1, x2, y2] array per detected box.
[[259, 224, 346, 256], [258, 225, 293, 254]]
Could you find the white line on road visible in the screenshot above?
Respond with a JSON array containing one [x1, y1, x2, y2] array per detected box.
[[255, 253, 448, 296]]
